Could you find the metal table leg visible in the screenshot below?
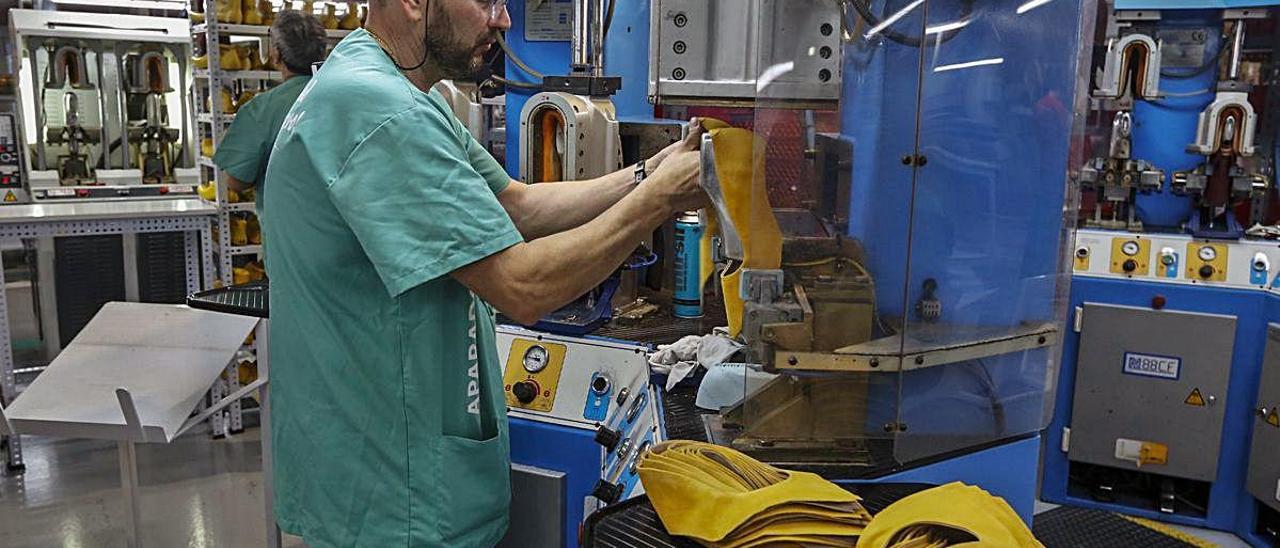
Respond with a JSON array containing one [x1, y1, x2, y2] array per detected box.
[[119, 440, 142, 548], [0, 245, 23, 471], [257, 320, 280, 548]]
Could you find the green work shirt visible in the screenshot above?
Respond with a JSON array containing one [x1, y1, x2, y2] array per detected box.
[[212, 75, 310, 216], [262, 29, 522, 547]]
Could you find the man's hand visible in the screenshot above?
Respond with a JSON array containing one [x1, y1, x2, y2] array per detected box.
[[647, 118, 707, 172], [642, 149, 708, 213]]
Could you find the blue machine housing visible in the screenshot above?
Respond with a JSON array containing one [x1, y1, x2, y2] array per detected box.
[[1042, 276, 1276, 545], [504, 0, 1092, 543]]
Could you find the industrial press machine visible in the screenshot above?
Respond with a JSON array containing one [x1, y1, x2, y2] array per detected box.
[[485, 0, 1095, 546], [4, 10, 206, 361], [1039, 1, 1280, 545]]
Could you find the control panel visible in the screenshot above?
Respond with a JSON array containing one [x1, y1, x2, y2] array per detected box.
[[496, 326, 650, 430], [1074, 229, 1280, 290], [1110, 237, 1151, 276], [503, 338, 568, 412], [0, 113, 25, 203], [590, 382, 662, 508]]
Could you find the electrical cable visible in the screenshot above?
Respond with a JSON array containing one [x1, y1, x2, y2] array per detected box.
[[972, 359, 1006, 437], [496, 32, 544, 80], [489, 73, 541, 90], [839, 0, 973, 48], [603, 0, 617, 40]]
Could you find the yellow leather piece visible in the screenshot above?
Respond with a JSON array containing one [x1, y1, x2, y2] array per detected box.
[[241, 0, 263, 25], [339, 1, 361, 30], [215, 0, 242, 24], [638, 441, 868, 545], [236, 90, 257, 109], [231, 217, 249, 245], [219, 44, 245, 71], [193, 54, 209, 70], [320, 3, 339, 29], [240, 43, 264, 70], [207, 87, 237, 114], [696, 120, 782, 338], [260, 0, 276, 26], [197, 181, 216, 201], [855, 482, 1041, 548]]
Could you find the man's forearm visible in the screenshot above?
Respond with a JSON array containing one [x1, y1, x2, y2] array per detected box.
[[506, 159, 656, 239], [455, 178, 674, 324]]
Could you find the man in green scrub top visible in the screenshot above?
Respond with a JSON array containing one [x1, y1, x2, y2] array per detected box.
[[261, 0, 707, 545], [212, 10, 326, 214]]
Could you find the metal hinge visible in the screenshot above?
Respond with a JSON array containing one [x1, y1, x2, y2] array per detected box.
[[1061, 427, 1071, 453], [1073, 306, 1084, 333]]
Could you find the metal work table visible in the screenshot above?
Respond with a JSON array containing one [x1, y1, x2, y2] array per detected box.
[[0, 302, 258, 548], [0, 199, 216, 471]]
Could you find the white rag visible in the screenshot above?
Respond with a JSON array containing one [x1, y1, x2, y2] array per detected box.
[[648, 330, 744, 390]]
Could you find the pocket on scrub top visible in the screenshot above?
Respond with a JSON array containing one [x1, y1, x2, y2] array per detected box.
[[438, 432, 511, 540]]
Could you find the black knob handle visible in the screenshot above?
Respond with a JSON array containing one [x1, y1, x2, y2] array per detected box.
[[1199, 265, 1215, 279], [1122, 259, 1137, 273], [595, 426, 622, 452], [512, 380, 538, 404], [591, 479, 624, 504]]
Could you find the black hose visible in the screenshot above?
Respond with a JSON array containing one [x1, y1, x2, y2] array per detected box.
[[489, 73, 541, 90], [603, 0, 617, 40], [844, 0, 972, 48]]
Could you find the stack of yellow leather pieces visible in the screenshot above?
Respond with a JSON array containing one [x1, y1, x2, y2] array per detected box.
[[638, 441, 1042, 547], [856, 482, 1043, 548], [636, 441, 872, 547]]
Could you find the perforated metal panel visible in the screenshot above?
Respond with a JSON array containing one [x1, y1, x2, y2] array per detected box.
[[53, 235, 125, 347]]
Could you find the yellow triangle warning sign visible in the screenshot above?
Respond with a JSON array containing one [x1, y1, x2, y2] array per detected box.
[[1184, 388, 1206, 407], [3, 191, 16, 203], [1268, 408, 1280, 428]]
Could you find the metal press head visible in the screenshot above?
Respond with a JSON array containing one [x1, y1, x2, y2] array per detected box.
[[699, 131, 744, 263]]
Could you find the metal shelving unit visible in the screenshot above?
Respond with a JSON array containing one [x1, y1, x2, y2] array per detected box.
[[190, 3, 360, 443]]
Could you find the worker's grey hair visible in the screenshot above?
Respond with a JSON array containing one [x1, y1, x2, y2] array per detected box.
[[270, 10, 327, 75]]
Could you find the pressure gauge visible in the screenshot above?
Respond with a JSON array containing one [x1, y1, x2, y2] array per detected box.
[[1198, 246, 1217, 262], [522, 345, 549, 373], [1121, 241, 1140, 256]]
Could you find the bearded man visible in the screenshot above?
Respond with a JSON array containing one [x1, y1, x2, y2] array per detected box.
[[259, 0, 706, 545]]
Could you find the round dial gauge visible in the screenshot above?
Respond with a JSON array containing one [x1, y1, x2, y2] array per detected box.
[[1121, 241, 1140, 256], [522, 345, 549, 373], [1198, 246, 1217, 262]]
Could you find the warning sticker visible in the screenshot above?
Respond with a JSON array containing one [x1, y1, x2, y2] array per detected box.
[[1267, 408, 1280, 428], [1185, 388, 1206, 407], [3, 191, 15, 202]]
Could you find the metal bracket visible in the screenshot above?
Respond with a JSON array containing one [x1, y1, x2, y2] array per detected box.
[[1223, 8, 1268, 20], [115, 387, 147, 443], [740, 269, 784, 303], [177, 375, 267, 437]]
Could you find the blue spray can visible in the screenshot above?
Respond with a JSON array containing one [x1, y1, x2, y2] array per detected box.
[[673, 212, 704, 318]]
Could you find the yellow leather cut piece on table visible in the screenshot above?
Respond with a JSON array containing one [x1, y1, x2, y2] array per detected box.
[[856, 482, 1042, 548], [638, 441, 867, 544], [694, 119, 782, 338]]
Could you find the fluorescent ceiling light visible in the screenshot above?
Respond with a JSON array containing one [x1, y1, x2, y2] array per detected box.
[[934, 57, 1005, 73], [864, 0, 926, 39], [1017, 0, 1055, 15]]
